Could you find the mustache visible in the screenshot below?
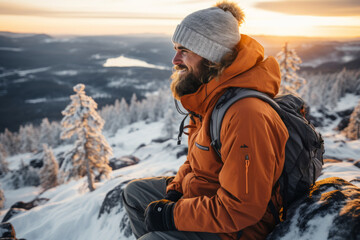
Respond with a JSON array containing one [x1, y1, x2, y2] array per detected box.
[[173, 64, 187, 71]]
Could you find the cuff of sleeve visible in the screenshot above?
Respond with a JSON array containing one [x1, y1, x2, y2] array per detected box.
[[165, 190, 183, 202], [165, 202, 176, 230]]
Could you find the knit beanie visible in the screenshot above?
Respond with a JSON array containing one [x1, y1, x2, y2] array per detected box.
[[172, 1, 244, 63]]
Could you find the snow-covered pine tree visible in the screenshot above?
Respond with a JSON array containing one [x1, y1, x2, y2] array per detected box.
[[50, 120, 64, 147], [19, 124, 39, 153], [0, 150, 9, 176], [0, 143, 7, 158], [118, 98, 130, 127], [162, 105, 177, 139], [39, 118, 55, 148], [40, 144, 59, 190], [60, 84, 112, 191], [344, 100, 360, 140], [101, 98, 130, 134], [276, 42, 306, 94], [300, 69, 360, 108], [0, 188, 4, 209], [0, 128, 18, 156], [129, 93, 140, 123]]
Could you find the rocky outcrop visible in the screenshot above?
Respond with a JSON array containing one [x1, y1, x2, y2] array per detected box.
[[98, 180, 133, 238], [2, 198, 49, 223], [0, 222, 16, 239], [0, 189, 4, 209], [354, 160, 360, 169], [267, 177, 360, 240], [108, 156, 140, 171], [0, 222, 24, 240]]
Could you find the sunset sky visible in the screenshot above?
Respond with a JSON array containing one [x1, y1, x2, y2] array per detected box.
[[0, 0, 360, 38]]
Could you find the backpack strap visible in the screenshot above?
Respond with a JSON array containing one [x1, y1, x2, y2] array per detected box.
[[210, 87, 281, 157]]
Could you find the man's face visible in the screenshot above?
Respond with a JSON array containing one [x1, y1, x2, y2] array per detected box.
[[170, 43, 205, 100], [172, 43, 203, 78]]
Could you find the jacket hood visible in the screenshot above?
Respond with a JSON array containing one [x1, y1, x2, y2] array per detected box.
[[180, 34, 281, 115]]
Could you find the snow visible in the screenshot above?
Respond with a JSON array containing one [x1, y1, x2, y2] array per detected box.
[[25, 98, 47, 104], [0, 99, 359, 240], [1, 187, 42, 210], [333, 93, 360, 112], [278, 211, 337, 240], [103, 55, 170, 70], [18, 67, 51, 77], [0, 47, 23, 52], [0, 120, 185, 240], [53, 70, 78, 76], [43, 38, 76, 43]]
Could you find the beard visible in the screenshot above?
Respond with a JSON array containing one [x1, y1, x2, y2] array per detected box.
[[170, 61, 211, 100]]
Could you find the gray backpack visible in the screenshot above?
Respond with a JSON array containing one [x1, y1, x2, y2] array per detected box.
[[210, 87, 324, 222]]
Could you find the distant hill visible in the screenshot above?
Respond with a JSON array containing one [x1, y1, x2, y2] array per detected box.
[[0, 31, 359, 132], [0, 32, 174, 131]]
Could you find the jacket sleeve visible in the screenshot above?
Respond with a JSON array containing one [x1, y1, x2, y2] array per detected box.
[[173, 99, 288, 232], [166, 160, 192, 194]]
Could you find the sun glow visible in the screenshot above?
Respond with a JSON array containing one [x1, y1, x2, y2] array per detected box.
[[0, 0, 359, 38]]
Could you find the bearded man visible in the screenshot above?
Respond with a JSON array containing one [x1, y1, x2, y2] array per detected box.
[[122, 1, 289, 239]]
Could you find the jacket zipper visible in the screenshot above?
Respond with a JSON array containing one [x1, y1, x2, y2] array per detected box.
[[245, 154, 250, 194]]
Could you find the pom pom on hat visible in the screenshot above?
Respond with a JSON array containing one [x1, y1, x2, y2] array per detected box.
[[215, 1, 245, 26]]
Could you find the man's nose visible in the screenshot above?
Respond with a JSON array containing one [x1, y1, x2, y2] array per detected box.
[[172, 51, 183, 66]]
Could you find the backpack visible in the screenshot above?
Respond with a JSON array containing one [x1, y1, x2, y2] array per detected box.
[[210, 87, 325, 222]]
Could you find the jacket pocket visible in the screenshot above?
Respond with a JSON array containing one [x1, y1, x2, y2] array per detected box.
[[195, 142, 209, 151]]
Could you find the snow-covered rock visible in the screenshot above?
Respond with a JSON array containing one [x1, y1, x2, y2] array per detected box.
[[97, 180, 133, 238], [2, 198, 49, 223], [267, 177, 360, 240], [108, 156, 139, 171], [0, 222, 17, 239]]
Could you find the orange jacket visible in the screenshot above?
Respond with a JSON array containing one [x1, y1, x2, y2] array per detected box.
[[166, 35, 289, 240]]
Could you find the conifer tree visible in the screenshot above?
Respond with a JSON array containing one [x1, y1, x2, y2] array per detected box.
[[50, 121, 63, 146], [60, 84, 112, 191], [40, 144, 59, 190], [344, 101, 360, 140], [39, 118, 54, 147], [162, 105, 177, 139], [0, 143, 7, 158], [0, 188, 4, 209], [19, 124, 38, 153], [129, 93, 139, 123], [276, 42, 306, 94], [0, 129, 18, 156], [0, 150, 9, 176]]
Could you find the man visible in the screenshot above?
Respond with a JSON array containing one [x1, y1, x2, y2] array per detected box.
[[122, 1, 289, 239]]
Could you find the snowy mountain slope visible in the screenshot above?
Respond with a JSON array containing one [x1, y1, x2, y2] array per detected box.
[[0, 121, 187, 240], [0, 107, 359, 239]]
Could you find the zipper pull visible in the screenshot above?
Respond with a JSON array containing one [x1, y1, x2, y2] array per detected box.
[[245, 154, 250, 194]]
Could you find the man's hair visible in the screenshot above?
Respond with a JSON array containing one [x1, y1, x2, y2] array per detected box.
[[201, 47, 238, 83]]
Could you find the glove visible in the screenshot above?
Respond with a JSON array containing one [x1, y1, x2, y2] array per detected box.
[[164, 190, 183, 202], [144, 199, 176, 232]]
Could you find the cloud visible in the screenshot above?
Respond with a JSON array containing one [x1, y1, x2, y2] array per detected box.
[[255, 0, 360, 16], [0, 2, 182, 20]]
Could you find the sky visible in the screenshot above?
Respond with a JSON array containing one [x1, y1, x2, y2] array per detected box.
[[0, 0, 360, 38]]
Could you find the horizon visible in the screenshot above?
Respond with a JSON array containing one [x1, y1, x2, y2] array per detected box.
[[2, 30, 359, 43], [1, 0, 360, 38]]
